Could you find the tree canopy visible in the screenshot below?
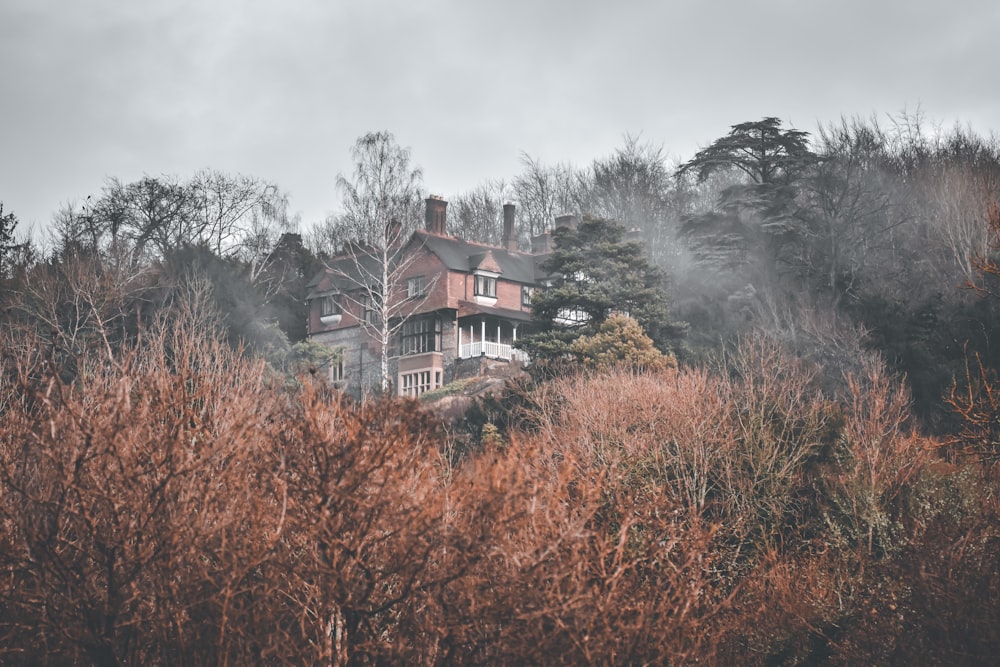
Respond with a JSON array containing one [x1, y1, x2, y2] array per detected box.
[[677, 116, 814, 185]]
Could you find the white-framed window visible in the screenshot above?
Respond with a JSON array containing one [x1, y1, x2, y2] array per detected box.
[[521, 285, 534, 307], [474, 274, 497, 298], [320, 294, 341, 317], [400, 315, 441, 356], [406, 275, 427, 298], [328, 358, 344, 383], [399, 369, 439, 397]]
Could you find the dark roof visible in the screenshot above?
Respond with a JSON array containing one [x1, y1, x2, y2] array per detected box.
[[305, 250, 383, 299], [307, 232, 549, 300], [413, 231, 541, 283]]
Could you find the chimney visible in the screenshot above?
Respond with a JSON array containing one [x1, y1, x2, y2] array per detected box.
[[554, 214, 578, 230], [502, 202, 517, 251], [387, 218, 403, 248], [424, 195, 448, 235], [530, 232, 551, 254]]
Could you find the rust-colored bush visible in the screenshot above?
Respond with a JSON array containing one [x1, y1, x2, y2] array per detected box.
[[0, 316, 288, 664], [0, 309, 996, 664]]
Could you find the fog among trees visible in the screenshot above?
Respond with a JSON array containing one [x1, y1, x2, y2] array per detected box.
[[2, 112, 1000, 663]]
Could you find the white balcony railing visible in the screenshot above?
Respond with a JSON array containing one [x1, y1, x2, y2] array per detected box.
[[459, 341, 530, 363]]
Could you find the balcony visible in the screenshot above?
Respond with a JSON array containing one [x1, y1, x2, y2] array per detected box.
[[459, 340, 530, 363]]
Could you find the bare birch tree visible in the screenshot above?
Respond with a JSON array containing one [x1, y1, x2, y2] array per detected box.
[[334, 131, 426, 394]]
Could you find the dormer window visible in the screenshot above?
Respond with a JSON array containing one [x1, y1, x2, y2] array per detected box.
[[319, 294, 342, 325], [320, 294, 341, 317], [474, 274, 497, 298]]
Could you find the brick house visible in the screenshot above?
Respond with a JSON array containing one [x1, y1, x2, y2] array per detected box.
[[306, 196, 558, 397]]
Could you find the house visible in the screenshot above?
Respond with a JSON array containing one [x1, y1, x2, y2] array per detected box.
[[306, 196, 561, 398]]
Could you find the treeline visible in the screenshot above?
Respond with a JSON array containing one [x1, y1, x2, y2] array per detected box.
[[4, 113, 1000, 425], [0, 170, 328, 379]]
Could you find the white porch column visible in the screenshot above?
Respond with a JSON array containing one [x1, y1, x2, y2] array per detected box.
[[497, 324, 501, 343], [513, 324, 518, 343], [480, 319, 485, 347], [458, 326, 462, 352]]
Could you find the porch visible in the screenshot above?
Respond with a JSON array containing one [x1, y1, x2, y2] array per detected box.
[[457, 318, 530, 363]]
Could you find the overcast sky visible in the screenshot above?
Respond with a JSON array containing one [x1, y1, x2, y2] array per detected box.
[[2, 0, 998, 235]]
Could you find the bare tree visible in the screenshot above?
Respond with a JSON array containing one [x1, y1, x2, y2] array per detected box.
[[803, 117, 904, 301], [304, 212, 347, 258], [512, 153, 583, 237], [53, 173, 293, 272], [189, 169, 288, 257], [576, 134, 688, 264], [333, 131, 427, 394], [448, 178, 512, 245]]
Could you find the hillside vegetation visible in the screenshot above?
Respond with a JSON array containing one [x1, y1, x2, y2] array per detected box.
[[2, 114, 1000, 663], [0, 312, 997, 664]]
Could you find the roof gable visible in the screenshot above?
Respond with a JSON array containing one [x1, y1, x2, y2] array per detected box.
[[469, 250, 502, 273]]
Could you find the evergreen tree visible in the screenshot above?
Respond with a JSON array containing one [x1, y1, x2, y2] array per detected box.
[[676, 117, 816, 277], [0, 203, 18, 279], [521, 216, 684, 364]]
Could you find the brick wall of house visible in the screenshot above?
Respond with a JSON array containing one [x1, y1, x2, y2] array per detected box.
[[496, 277, 527, 312], [310, 326, 384, 399], [398, 248, 450, 314], [450, 271, 469, 305]]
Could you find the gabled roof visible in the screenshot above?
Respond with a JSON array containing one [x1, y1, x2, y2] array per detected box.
[[468, 250, 503, 273], [412, 231, 541, 283]]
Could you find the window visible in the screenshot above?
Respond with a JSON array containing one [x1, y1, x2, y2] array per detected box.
[[399, 315, 441, 356], [474, 274, 497, 298], [400, 370, 436, 397], [521, 285, 534, 307], [406, 275, 427, 298], [361, 292, 381, 324], [328, 358, 344, 383], [320, 294, 341, 317], [556, 307, 590, 325]]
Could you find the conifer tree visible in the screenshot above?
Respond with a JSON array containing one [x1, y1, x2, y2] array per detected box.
[[521, 216, 684, 364]]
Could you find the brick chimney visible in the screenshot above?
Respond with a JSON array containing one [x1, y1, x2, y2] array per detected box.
[[530, 232, 551, 254], [554, 214, 578, 230], [502, 202, 517, 251], [424, 195, 448, 235]]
